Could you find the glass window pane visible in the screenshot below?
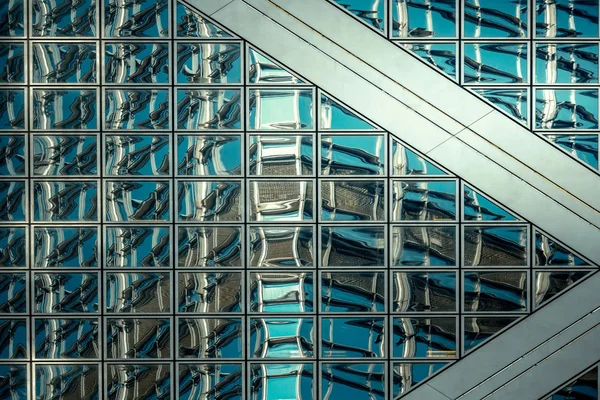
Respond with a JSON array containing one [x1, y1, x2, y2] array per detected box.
[[391, 225, 457, 267], [463, 185, 518, 221], [105, 135, 169, 176], [178, 135, 241, 176], [321, 317, 385, 358], [464, 226, 528, 267], [321, 271, 385, 312], [104, 0, 169, 37], [33, 227, 98, 268], [319, 92, 376, 130], [106, 318, 171, 359], [249, 226, 314, 268], [321, 180, 385, 221], [464, 43, 528, 84], [36, 364, 99, 399], [177, 272, 242, 313], [177, 88, 241, 130], [473, 88, 528, 124], [249, 180, 314, 222], [33, 181, 97, 222], [321, 226, 386, 267], [105, 89, 170, 130], [105, 180, 170, 222], [321, 135, 385, 175], [0, 319, 27, 359], [536, 43, 599, 84], [34, 272, 99, 313], [178, 180, 242, 222], [33, 135, 98, 176], [250, 363, 314, 400], [392, 271, 457, 312], [249, 47, 304, 84], [34, 318, 99, 359], [107, 364, 170, 397], [463, 271, 528, 312], [249, 135, 313, 176], [463, 316, 520, 352], [322, 363, 386, 400], [535, 88, 599, 129], [178, 363, 242, 400], [545, 134, 598, 169], [535, 230, 589, 266], [106, 226, 170, 268], [249, 272, 314, 313], [534, 270, 592, 307], [535, 0, 599, 38], [0, 227, 26, 268], [392, 180, 457, 221], [0, 272, 26, 313], [0, 89, 25, 130], [392, 0, 457, 38], [392, 362, 449, 397], [249, 89, 314, 130], [0, 135, 26, 175], [32, 0, 96, 37], [0, 43, 24, 83], [176, 2, 233, 38], [33, 89, 97, 130], [178, 317, 242, 359], [249, 317, 314, 358], [464, 0, 528, 38], [392, 317, 457, 358], [332, 0, 385, 32], [177, 226, 242, 268], [0, 0, 25, 37], [391, 139, 447, 176], [400, 42, 457, 79], [105, 43, 170, 84], [105, 272, 171, 313], [32, 43, 97, 83], [177, 42, 241, 84]]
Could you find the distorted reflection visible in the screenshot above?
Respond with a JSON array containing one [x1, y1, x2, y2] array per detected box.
[[177, 89, 242, 129], [32, 0, 96, 36], [178, 272, 242, 313], [249, 226, 314, 267], [321, 135, 385, 175], [33, 89, 97, 130], [392, 317, 457, 358], [319, 92, 377, 130], [105, 43, 169, 84], [464, 0, 528, 38], [321, 180, 385, 221], [249, 47, 305, 84], [464, 43, 528, 84], [34, 135, 98, 176], [463, 271, 528, 312], [333, 0, 385, 32], [104, 0, 169, 37], [464, 185, 519, 221], [34, 181, 97, 222], [105, 89, 170, 130], [106, 135, 169, 176], [105, 272, 170, 313], [464, 226, 528, 267], [106, 180, 170, 222], [106, 364, 170, 399], [250, 363, 314, 400], [392, 139, 447, 175], [0, 180, 25, 221], [391, 225, 457, 266], [35, 318, 99, 359], [106, 226, 170, 268], [393, 271, 457, 312], [322, 363, 386, 400], [0, 135, 25, 175], [178, 180, 242, 221], [474, 88, 528, 124], [463, 316, 520, 352], [177, 42, 241, 84], [535, 230, 589, 266], [249, 317, 314, 358], [178, 318, 242, 359], [392, 362, 449, 397], [249, 89, 314, 130], [400, 43, 457, 79], [0, 43, 24, 83], [249, 180, 314, 221], [179, 363, 242, 400], [321, 225, 386, 267], [0, 319, 26, 359], [249, 135, 313, 175], [321, 271, 385, 312], [107, 318, 171, 359], [249, 272, 314, 313], [536, 0, 599, 38], [321, 317, 385, 358], [0, 227, 26, 268], [0, 273, 26, 313], [33, 227, 98, 268], [178, 226, 242, 267], [36, 364, 99, 400], [392, 180, 456, 221], [535, 43, 599, 84], [34, 272, 99, 313], [534, 270, 592, 307], [545, 134, 598, 169], [0, 89, 25, 130], [32, 43, 97, 83], [178, 135, 242, 175], [536, 88, 599, 129]]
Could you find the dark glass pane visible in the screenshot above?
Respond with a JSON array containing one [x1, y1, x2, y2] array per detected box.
[[249, 226, 314, 268], [392, 317, 457, 358], [34, 272, 99, 313], [178, 318, 242, 359], [177, 226, 242, 268], [178, 363, 242, 400], [463, 271, 528, 312], [464, 226, 528, 267], [105, 272, 171, 313], [392, 271, 457, 312], [321, 226, 386, 267], [0, 43, 24, 82], [106, 318, 171, 359], [36, 364, 99, 399], [321, 180, 385, 221], [321, 271, 385, 312], [392, 180, 457, 221], [34, 318, 99, 359], [105, 180, 170, 222], [322, 363, 386, 400], [178, 135, 242, 176], [392, 225, 457, 267], [178, 180, 242, 222], [177, 272, 242, 313]]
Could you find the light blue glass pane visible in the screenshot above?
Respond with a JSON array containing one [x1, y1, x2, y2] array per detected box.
[[178, 226, 242, 268], [0, 365, 27, 400], [250, 180, 314, 222], [107, 364, 171, 397], [249, 226, 314, 267], [322, 363, 386, 400], [321, 180, 385, 221], [536, 43, 599, 84], [535, 270, 591, 307], [0, 181, 25, 221], [391, 226, 457, 266], [392, 180, 457, 221], [0, 0, 24, 37], [463, 316, 520, 351], [34, 227, 97, 268], [548, 133, 600, 168], [33, 181, 97, 221], [250, 363, 313, 400], [536, 88, 599, 129], [35, 318, 99, 359], [105, 89, 169, 130], [0, 135, 25, 175], [392, 139, 447, 175], [32, 89, 97, 130], [32, 43, 97, 83], [32, 0, 95, 37], [34, 273, 99, 313], [249, 89, 314, 130], [536, 0, 599, 38], [106, 135, 169, 176], [33, 135, 97, 176], [177, 42, 241, 84], [106, 226, 170, 268], [464, 43, 528, 83], [464, 185, 518, 221], [178, 318, 242, 359], [400, 43, 457, 79], [322, 226, 385, 267], [464, 271, 528, 312], [320, 93, 375, 130], [0, 227, 26, 268], [250, 272, 314, 313], [332, 0, 385, 32], [321, 135, 385, 175], [104, 0, 169, 37], [321, 272, 385, 312], [105, 43, 169, 84], [249, 135, 313, 175], [106, 272, 170, 313], [535, 231, 589, 266], [179, 363, 242, 400], [392, 0, 457, 38], [464, 0, 528, 38], [393, 362, 448, 397], [0, 43, 24, 82], [392, 271, 457, 312], [250, 317, 313, 358], [0, 273, 26, 313], [474, 88, 528, 124], [178, 181, 242, 222], [177, 89, 241, 129], [176, 2, 232, 38], [35, 364, 99, 399], [0, 89, 25, 130], [178, 272, 242, 313], [105, 180, 170, 222], [249, 47, 304, 84], [178, 135, 241, 176], [392, 317, 456, 358], [464, 226, 528, 266], [107, 318, 171, 359]]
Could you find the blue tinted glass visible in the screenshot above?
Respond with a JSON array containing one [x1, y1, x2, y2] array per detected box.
[[392, 0, 457, 38], [33, 181, 97, 221], [178, 272, 242, 313], [250, 272, 314, 312], [321, 135, 385, 175], [536, 88, 599, 129], [178, 318, 242, 359], [178, 181, 242, 222], [0, 365, 27, 399], [250, 363, 313, 400], [0, 135, 25, 175], [0, 227, 26, 268], [464, 0, 528, 38], [393, 271, 457, 312], [105, 180, 170, 222], [249, 47, 304, 84], [464, 226, 528, 266], [177, 226, 242, 268], [474, 88, 528, 124], [400, 42, 457, 79], [321, 271, 385, 312], [106, 226, 171, 267], [0, 181, 25, 221], [32, 43, 97, 83], [107, 364, 171, 397], [249, 135, 313, 175], [35, 318, 99, 359], [105, 89, 170, 130], [104, 0, 169, 37], [33, 135, 98, 176], [392, 225, 457, 266], [107, 318, 171, 359], [250, 317, 313, 358], [178, 135, 241, 176], [464, 43, 528, 84], [0, 89, 25, 130], [105, 43, 169, 83], [463, 316, 520, 351], [392, 139, 447, 175], [35, 364, 99, 399], [249, 89, 314, 130], [34, 273, 99, 313], [536, 0, 599, 38], [177, 42, 241, 84], [0, 43, 24, 82], [464, 271, 528, 312], [333, 0, 385, 32], [464, 185, 518, 221], [321, 180, 385, 221], [179, 363, 242, 400], [320, 93, 376, 130], [535, 230, 589, 266], [32, 0, 95, 37], [322, 317, 385, 358], [33, 227, 98, 268], [106, 135, 169, 176], [392, 180, 457, 221], [322, 363, 386, 400], [32, 89, 97, 130], [0, 0, 24, 37], [106, 272, 170, 313], [321, 226, 386, 267], [0, 273, 26, 313], [536, 43, 599, 84], [392, 317, 457, 358], [176, 2, 232, 38], [177, 88, 241, 129]]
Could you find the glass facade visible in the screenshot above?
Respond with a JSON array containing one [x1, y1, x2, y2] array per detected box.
[[0, 0, 597, 399], [332, 0, 600, 169]]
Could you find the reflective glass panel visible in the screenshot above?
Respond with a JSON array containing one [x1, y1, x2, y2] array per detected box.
[[249, 180, 314, 222], [177, 88, 241, 129], [534, 270, 592, 307], [320, 92, 376, 130], [322, 363, 386, 400], [535, 88, 599, 129], [250, 363, 314, 400], [464, 43, 528, 84], [178, 317, 242, 359], [321, 180, 385, 221], [35, 364, 99, 399], [106, 226, 170, 268], [463, 316, 520, 351], [321, 317, 385, 358], [249, 47, 304, 84], [0, 89, 25, 130], [392, 180, 457, 221], [177, 42, 241, 84], [391, 139, 447, 176], [105, 272, 171, 313], [34, 272, 99, 313], [176, 2, 233, 38], [249, 272, 314, 313], [105, 135, 169, 176], [178, 180, 242, 222], [474, 88, 528, 124], [0, 181, 25, 221], [392, 0, 457, 38], [104, 0, 169, 37], [391, 225, 457, 267], [33, 135, 98, 176], [249, 135, 313, 175], [545, 134, 598, 169], [177, 226, 242, 268], [463, 271, 528, 312], [107, 364, 170, 398], [105, 43, 170, 84], [392, 362, 449, 397], [463, 185, 518, 221], [177, 272, 242, 313], [535, 43, 599, 84], [392, 271, 457, 312], [321, 271, 385, 312], [400, 42, 457, 79], [32, 43, 97, 83], [535, 0, 599, 38], [321, 135, 385, 175], [249, 317, 314, 358], [178, 363, 242, 400], [0, 1, 25, 37], [178, 135, 241, 176], [249, 226, 314, 268], [106, 317, 171, 359], [0, 135, 25, 175], [392, 317, 457, 358], [547, 367, 599, 399], [249, 89, 314, 130], [34, 318, 99, 359], [32, 0, 96, 37], [105, 89, 170, 130], [0, 43, 24, 83], [535, 230, 589, 266], [464, 226, 528, 267], [33, 181, 97, 222], [32, 89, 97, 130], [0, 227, 26, 268], [321, 226, 386, 267], [105, 180, 170, 222], [0, 272, 26, 313], [332, 0, 385, 32], [464, 0, 528, 38], [0, 319, 27, 359], [33, 227, 98, 268]]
